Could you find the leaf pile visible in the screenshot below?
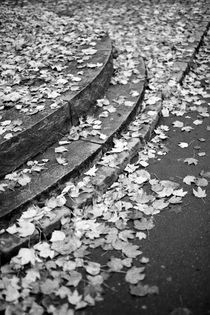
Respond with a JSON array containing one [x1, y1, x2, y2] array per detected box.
[[0, 3, 105, 116]]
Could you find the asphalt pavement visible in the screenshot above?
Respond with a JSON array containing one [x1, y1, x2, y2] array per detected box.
[[80, 30, 210, 315]]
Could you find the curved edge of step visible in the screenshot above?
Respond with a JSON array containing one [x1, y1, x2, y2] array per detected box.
[[0, 35, 113, 177], [0, 101, 163, 266]]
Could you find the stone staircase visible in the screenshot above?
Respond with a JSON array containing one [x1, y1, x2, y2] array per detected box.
[[0, 34, 147, 263]]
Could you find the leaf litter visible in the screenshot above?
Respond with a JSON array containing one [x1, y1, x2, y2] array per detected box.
[[0, 0, 209, 313]]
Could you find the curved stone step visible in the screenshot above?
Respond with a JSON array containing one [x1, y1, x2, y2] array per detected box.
[[0, 35, 113, 177], [0, 58, 146, 223], [0, 57, 151, 263]]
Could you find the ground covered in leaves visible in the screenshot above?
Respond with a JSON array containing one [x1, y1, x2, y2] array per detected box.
[[0, 0, 209, 314], [0, 1, 105, 145]]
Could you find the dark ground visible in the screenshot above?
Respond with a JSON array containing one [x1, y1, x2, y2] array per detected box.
[[78, 49, 210, 315]]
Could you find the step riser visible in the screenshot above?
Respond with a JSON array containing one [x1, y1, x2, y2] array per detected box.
[[67, 53, 113, 124], [0, 104, 70, 176]]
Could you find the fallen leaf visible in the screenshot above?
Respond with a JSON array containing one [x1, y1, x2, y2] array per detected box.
[[200, 171, 210, 178], [168, 196, 182, 204], [134, 169, 151, 184], [24, 269, 40, 283], [15, 248, 36, 265], [193, 119, 203, 125], [112, 139, 128, 153], [6, 224, 18, 234], [40, 279, 60, 295], [107, 257, 124, 272], [124, 100, 135, 107], [183, 175, 196, 185], [85, 262, 101, 275], [68, 290, 83, 306], [136, 232, 147, 240], [4, 278, 20, 302], [130, 282, 159, 296], [178, 142, 188, 148], [173, 121, 184, 128], [18, 174, 31, 186], [198, 152, 206, 157], [152, 199, 169, 210], [50, 230, 66, 242], [55, 146, 68, 153], [184, 158, 198, 165], [118, 230, 134, 242], [195, 177, 208, 187], [140, 257, 150, 264], [56, 156, 68, 165], [134, 218, 154, 231], [34, 242, 55, 259], [181, 126, 193, 132], [130, 90, 139, 97], [84, 165, 98, 177], [193, 187, 206, 198], [67, 271, 82, 287], [17, 221, 35, 237], [122, 243, 142, 258], [162, 108, 169, 117], [0, 183, 8, 192], [125, 267, 145, 284], [173, 189, 188, 197]]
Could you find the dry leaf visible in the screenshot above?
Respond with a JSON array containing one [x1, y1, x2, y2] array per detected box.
[[17, 221, 35, 237], [183, 175, 195, 185], [84, 165, 98, 177], [15, 248, 36, 265], [50, 230, 66, 242], [55, 146, 68, 153], [173, 121, 184, 128], [193, 187, 206, 198], [184, 158, 198, 165], [85, 262, 101, 275], [125, 267, 145, 284], [130, 282, 159, 296], [178, 142, 188, 148]]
